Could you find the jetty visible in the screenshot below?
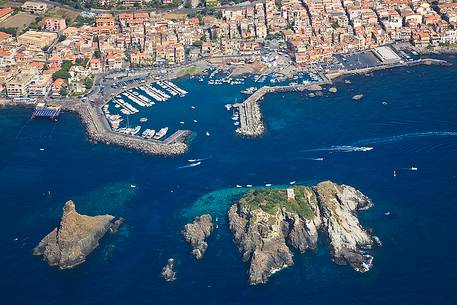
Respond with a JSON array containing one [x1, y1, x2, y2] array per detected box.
[[233, 81, 330, 137], [233, 57, 449, 137], [31, 103, 62, 120]]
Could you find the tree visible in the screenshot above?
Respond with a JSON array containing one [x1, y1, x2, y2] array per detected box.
[[94, 50, 102, 59], [84, 77, 94, 90], [59, 88, 68, 96], [53, 69, 71, 80], [58, 34, 67, 42], [192, 40, 203, 47]]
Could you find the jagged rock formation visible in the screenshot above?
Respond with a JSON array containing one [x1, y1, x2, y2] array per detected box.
[[161, 258, 176, 282], [182, 214, 213, 259], [33, 200, 122, 269], [228, 181, 379, 285], [314, 181, 375, 272]]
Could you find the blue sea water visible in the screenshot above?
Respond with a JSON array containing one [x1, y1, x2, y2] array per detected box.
[[1, 56, 457, 305]]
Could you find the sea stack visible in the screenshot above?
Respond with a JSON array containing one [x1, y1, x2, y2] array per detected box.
[[182, 214, 213, 259], [33, 200, 122, 269], [228, 181, 379, 285], [161, 258, 177, 282]]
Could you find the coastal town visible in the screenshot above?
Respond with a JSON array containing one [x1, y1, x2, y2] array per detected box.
[[0, 0, 455, 152]]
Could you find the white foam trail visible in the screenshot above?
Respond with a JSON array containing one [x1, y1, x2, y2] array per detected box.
[[178, 161, 202, 169], [301, 146, 373, 153], [353, 131, 457, 146]]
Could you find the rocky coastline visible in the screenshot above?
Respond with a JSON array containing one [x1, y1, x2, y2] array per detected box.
[[33, 200, 123, 269], [228, 181, 380, 285]]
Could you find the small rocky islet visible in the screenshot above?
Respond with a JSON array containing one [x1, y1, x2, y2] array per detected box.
[[33, 200, 123, 269], [33, 182, 379, 286], [228, 181, 381, 284]]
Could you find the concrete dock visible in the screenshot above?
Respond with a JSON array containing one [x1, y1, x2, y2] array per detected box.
[[233, 81, 330, 137]]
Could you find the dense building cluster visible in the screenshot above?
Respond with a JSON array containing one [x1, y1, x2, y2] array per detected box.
[[0, 0, 456, 98]]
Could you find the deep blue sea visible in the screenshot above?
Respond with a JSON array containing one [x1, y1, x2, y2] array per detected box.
[[1, 56, 457, 305]]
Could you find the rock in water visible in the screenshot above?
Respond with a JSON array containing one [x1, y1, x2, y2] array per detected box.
[[33, 200, 122, 269], [314, 181, 375, 272], [161, 258, 176, 282], [228, 187, 321, 285], [229, 182, 379, 284], [182, 214, 213, 259]]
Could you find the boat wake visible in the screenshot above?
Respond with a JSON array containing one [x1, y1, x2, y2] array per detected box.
[[301, 146, 373, 153], [353, 131, 457, 146], [178, 161, 202, 169]]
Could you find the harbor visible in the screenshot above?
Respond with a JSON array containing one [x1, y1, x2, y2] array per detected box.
[[230, 57, 450, 137], [102, 79, 189, 144]]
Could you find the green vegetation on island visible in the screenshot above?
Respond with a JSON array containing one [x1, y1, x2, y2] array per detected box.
[[239, 187, 315, 220]]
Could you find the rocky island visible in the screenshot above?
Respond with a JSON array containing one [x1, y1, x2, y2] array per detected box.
[[182, 214, 213, 259], [228, 181, 380, 285], [33, 200, 123, 269], [161, 258, 177, 282]]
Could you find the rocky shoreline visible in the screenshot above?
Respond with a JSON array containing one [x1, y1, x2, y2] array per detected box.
[[228, 181, 380, 285], [33, 200, 123, 269]]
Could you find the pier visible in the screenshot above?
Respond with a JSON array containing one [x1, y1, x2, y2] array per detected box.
[[233, 57, 449, 137], [234, 81, 330, 137], [31, 103, 62, 120]]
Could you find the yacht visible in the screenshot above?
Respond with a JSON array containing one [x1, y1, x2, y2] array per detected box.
[[153, 127, 169, 140]]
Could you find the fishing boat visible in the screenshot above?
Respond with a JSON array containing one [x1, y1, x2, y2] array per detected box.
[[131, 126, 141, 135], [289, 181, 296, 185], [265, 183, 272, 187]]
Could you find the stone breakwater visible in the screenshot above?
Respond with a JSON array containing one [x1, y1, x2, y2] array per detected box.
[[233, 81, 330, 137], [228, 181, 381, 285], [65, 101, 191, 156], [233, 58, 450, 137], [326, 57, 451, 80], [0, 98, 191, 156]]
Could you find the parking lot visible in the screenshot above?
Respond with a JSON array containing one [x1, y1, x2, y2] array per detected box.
[[320, 51, 382, 72]]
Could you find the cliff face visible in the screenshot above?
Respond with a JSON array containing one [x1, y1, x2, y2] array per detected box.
[[33, 200, 121, 269], [228, 186, 321, 285], [182, 214, 213, 259], [314, 181, 375, 272], [228, 182, 379, 285]]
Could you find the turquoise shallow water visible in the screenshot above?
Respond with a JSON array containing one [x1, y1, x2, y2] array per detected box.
[[1, 56, 457, 305]]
